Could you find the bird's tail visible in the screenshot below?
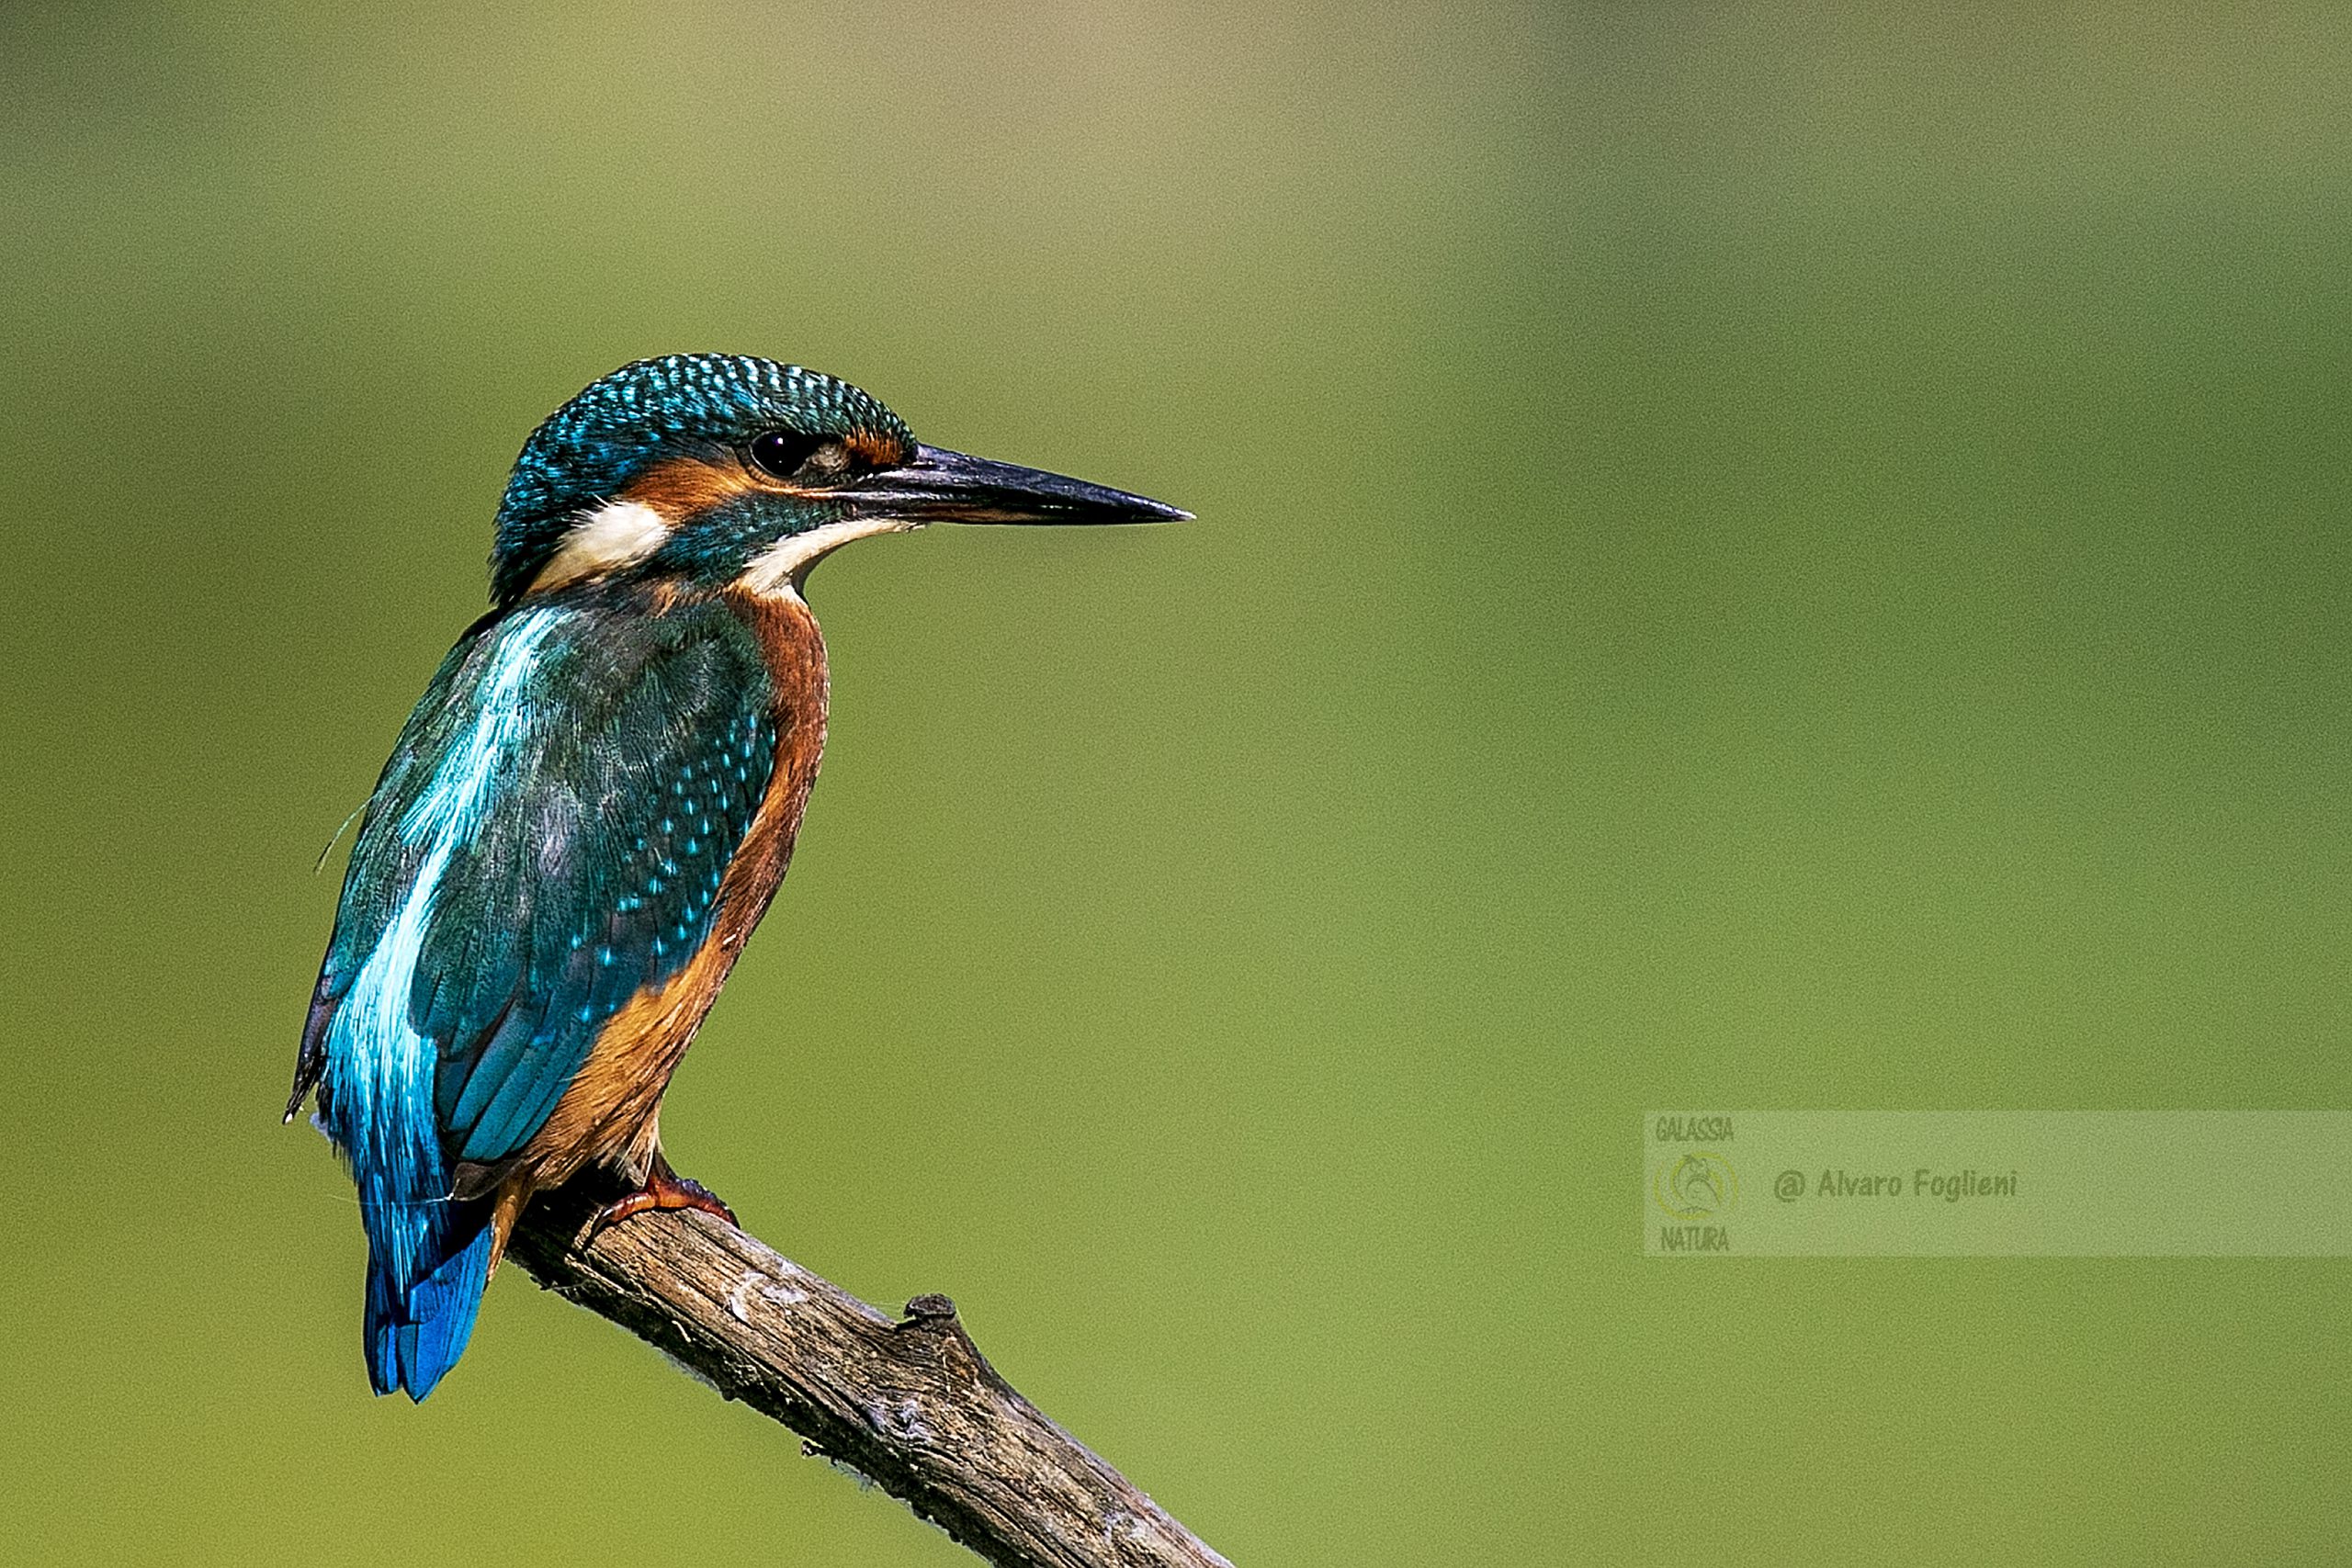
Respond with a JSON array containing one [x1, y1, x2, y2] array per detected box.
[[361, 1188, 497, 1403]]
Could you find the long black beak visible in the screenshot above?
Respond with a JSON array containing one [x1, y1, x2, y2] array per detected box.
[[849, 444, 1191, 525]]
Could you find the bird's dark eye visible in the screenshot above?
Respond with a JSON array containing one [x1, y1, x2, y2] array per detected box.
[[747, 430, 829, 480]]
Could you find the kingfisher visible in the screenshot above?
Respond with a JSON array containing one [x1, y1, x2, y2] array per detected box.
[[286, 354, 1185, 1401]]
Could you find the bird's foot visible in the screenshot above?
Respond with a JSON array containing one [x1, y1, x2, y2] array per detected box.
[[585, 1159, 739, 1242]]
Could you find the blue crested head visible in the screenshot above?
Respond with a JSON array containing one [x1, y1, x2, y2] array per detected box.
[[490, 355, 912, 605], [487, 354, 1191, 608]]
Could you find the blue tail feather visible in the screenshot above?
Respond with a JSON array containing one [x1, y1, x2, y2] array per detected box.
[[365, 1200, 495, 1402]]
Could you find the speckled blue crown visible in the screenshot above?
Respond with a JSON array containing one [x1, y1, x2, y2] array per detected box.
[[490, 355, 910, 604]]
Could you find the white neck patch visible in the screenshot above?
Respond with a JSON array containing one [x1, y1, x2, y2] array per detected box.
[[736, 515, 924, 600], [530, 500, 673, 594]]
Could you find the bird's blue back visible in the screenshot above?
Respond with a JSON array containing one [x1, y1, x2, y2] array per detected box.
[[310, 583, 775, 1397]]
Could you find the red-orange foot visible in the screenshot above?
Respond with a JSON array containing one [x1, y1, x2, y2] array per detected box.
[[586, 1160, 739, 1242]]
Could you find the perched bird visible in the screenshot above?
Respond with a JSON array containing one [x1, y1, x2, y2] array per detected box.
[[287, 354, 1184, 1400]]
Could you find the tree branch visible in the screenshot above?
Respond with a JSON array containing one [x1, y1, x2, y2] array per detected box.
[[506, 1178, 1233, 1568]]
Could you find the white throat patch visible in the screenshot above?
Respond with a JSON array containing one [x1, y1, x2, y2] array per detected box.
[[530, 500, 673, 594], [737, 516, 924, 600]]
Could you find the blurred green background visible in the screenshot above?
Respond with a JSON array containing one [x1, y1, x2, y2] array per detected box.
[[5, 3, 2348, 1562]]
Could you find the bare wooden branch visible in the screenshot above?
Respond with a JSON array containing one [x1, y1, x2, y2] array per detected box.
[[505, 1178, 1233, 1568]]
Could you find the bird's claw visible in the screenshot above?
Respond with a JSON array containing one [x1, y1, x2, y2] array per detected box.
[[585, 1162, 739, 1242]]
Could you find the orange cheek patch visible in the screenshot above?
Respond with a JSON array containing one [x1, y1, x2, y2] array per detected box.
[[620, 456, 771, 517], [844, 429, 910, 469]]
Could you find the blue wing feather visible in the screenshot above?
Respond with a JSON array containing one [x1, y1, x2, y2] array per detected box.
[[307, 584, 775, 1399]]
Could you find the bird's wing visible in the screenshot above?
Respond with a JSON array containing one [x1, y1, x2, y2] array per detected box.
[[303, 592, 777, 1168]]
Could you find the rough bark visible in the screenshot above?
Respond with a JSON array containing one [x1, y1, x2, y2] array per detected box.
[[505, 1178, 1232, 1568]]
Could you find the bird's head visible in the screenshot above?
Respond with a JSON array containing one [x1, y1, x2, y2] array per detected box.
[[489, 355, 1185, 606]]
